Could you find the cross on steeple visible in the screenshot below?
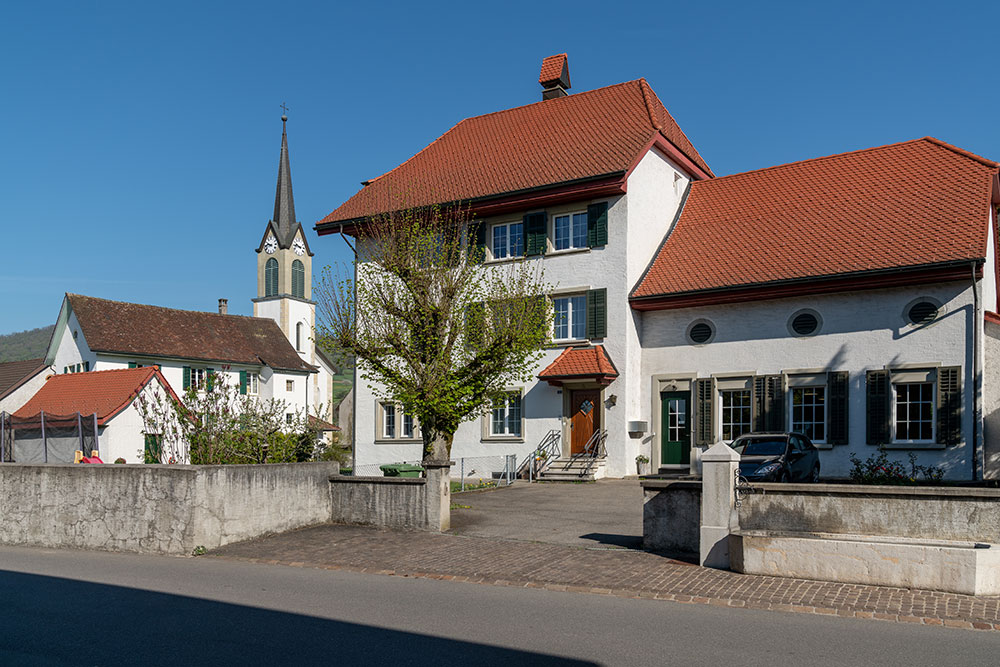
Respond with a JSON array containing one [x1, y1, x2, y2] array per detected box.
[[280, 102, 289, 122]]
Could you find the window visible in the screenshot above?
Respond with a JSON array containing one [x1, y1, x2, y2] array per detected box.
[[553, 295, 586, 340], [491, 221, 524, 259], [791, 386, 826, 441], [292, 260, 305, 298], [552, 212, 588, 251], [894, 382, 934, 442], [720, 390, 752, 440], [189, 368, 206, 391], [296, 323, 303, 351], [489, 392, 522, 438], [143, 434, 162, 464], [247, 372, 260, 396], [286, 413, 294, 425], [265, 258, 279, 297], [286, 380, 294, 392], [379, 402, 418, 440]]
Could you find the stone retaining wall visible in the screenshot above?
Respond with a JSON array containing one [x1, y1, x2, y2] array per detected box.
[[0, 462, 339, 555], [640, 479, 700, 558], [329, 462, 451, 531]]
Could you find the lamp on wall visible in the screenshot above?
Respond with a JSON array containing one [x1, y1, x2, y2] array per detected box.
[[605, 394, 617, 407]]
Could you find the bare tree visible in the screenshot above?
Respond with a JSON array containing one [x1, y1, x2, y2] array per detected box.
[[315, 204, 551, 462]]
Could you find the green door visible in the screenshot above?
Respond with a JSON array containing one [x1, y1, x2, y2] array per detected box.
[[660, 391, 691, 465]]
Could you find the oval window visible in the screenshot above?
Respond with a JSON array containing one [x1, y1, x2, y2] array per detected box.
[[907, 301, 939, 325], [688, 322, 714, 344], [791, 311, 819, 336]]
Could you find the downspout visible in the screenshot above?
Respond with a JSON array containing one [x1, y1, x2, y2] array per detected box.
[[972, 261, 983, 481]]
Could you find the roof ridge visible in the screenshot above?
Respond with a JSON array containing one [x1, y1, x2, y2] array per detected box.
[[693, 137, 994, 187], [49, 366, 156, 379], [637, 79, 662, 132], [68, 294, 260, 321], [923, 137, 999, 169]]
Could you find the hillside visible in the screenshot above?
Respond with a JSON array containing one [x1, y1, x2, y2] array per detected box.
[[0, 325, 54, 363]]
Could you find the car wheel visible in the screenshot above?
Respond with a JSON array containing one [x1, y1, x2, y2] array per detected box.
[[809, 464, 820, 483]]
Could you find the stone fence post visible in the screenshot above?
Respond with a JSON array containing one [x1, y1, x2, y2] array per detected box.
[[422, 460, 452, 532], [699, 442, 739, 569]]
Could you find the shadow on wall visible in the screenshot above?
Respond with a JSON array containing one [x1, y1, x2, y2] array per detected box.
[[0, 569, 597, 666]]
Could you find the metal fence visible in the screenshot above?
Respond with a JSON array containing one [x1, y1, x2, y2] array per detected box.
[[348, 454, 519, 490], [0, 411, 100, 463]]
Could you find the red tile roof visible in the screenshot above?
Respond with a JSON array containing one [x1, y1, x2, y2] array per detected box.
[[13, 367, 178, 425], [319, 79, 711, 225], [538, 345, 619, 382], [632, 138, 999, 301], [67, 294, 314, 373], [0, 358, 48, 401], [539, 54, 568, 85], [308, 414, 341, 432]]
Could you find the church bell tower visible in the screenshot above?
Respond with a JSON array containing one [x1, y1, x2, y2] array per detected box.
[[252, 114, 316, 361]]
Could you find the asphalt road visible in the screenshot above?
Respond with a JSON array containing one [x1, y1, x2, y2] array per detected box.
[[1, 545, 998, 666]]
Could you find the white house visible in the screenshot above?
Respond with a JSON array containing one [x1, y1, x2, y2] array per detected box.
[[12, 366, 179, 463], [316, 54, 1000, 481], [0, 358, 52, 415]]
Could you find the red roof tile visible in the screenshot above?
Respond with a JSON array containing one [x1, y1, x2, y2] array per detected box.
[[68, 294, 313, 373], [319, 79, 711, 225], [538, 345, 619, 381], [632, 138, 999, 301], [539, 54, 568, 85], [309, 414, 341, 431], [14, 367, 178, 425], [0, 358, 48, 401]]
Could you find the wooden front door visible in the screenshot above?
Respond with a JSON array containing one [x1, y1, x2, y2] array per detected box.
[[660, 391, 691, 465], [570, 389, 601, 455]]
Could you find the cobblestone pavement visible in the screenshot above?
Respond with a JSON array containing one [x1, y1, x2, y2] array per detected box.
[[209, 524, 1000, 632]]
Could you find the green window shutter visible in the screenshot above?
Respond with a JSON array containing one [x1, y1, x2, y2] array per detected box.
[[239, 370, 248, 395], [753, 376, 766, 432], [292, 260, 305, 298], [206, 368, 215, 393], [752, 375, 784, 432], [183, 366, 191, 390], [83, 361, 90, 372], [144, 434, 162, 464], [936, 366, 961, 445], [265, 258, 278, 297], [827, 371, 849, 445], [128, 362, 137, 369], [473, 222, 487, 262], [524, 212, 547, 256], [695, 378, 716, 446], [587, 202, 608, 248], [585, 288, 607, 339], [866, 370, 890, 445]]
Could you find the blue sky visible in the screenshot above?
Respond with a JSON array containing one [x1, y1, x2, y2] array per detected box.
[[2, 0, 999, 333]]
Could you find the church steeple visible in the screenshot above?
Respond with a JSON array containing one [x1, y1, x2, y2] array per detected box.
[[271, 113, 299, 246]]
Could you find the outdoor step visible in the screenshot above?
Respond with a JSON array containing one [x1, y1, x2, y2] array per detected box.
[[537, 457, 606, 481]]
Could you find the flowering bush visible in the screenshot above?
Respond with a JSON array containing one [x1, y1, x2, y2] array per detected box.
[[848, 447, 944, 485]]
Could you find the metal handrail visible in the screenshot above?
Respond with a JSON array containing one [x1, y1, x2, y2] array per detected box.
[[518, 429, 561, 481]]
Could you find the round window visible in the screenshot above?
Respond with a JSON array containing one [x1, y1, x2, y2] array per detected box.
[[687, 321, 714, 345], [790, 311, 820, 336], [907, 301, 939, 325]]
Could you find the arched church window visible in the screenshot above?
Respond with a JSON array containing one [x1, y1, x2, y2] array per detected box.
[[265, 258, 278, 297], [296, 322, 303, 351], [292, 260, 305, 298]]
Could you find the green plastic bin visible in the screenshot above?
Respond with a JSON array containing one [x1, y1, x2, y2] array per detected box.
[[380, 463, 425, 478]]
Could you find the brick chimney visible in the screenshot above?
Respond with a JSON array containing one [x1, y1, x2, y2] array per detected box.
[[539, 54, 571, 100], [218, 298, 228, 315]]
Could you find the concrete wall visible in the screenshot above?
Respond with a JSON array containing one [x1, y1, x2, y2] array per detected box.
[[737, 482, 1000, 543], [0, 462, 339, 554], [329, 464, 450, 531], [641, 479, 700, 558]]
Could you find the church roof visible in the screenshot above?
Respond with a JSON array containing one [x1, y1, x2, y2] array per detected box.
[[631, 137, 1000, 306], [317, 78, 711, 226], [65, 294, 314, 373], [0, 358, 48, 402], [257, 115, 312, 255], [14, 367, 178, 425]]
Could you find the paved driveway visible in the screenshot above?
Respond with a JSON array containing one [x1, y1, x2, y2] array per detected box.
[[449, 479, 644, 549]]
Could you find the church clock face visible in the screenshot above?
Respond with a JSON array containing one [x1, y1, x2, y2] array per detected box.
[[293, 238, 306, 256], [264, 235, 278, 254]]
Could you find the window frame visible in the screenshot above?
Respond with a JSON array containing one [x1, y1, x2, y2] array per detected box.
[[189, 367, 206, 391], [552, 293, 587, 342], [247, 372, 260, 396], [719, 388, 753, 441], [483, 389, 525, 441], [376, 401, 420, 443], [789, 383, 827, 444], [550, 210, 589, 252], [489, 220, 525, 261], [891, 380, 936, 445]]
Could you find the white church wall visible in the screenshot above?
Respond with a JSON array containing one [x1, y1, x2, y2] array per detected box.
[[640, 281, 977, 480]]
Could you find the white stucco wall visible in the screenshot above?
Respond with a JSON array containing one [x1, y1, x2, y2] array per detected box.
[[640, 282, 978, 480], [0, 366, 54, 415], [984, 209, 997, 313]]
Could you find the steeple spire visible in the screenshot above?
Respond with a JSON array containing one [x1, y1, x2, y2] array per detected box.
[[271, 111, 298, 245]]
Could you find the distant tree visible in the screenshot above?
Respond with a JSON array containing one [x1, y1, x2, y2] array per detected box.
[[315, 204, 551, 463], [0, 325, 55, 363]]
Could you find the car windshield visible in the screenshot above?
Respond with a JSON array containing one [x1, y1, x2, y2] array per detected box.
[[733, 438, 786, 457]]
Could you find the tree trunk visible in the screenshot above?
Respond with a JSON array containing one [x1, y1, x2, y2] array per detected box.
[[423, 430, 453, 463]]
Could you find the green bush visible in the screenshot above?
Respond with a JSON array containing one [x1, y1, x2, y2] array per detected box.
[[848, 447, 944, 485]]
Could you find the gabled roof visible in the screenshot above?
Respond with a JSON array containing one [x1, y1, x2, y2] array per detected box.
[[14, 367, 179, 425], [318, 79, 711, 225], [63, 294, 314, 373], [0, 358, 49, 401], [632, 138, 1000, 305], [538, 345, 619, 386]]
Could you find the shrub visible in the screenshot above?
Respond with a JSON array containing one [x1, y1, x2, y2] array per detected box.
[[114, 457, 126, 464], [848, 447, 944, 485]]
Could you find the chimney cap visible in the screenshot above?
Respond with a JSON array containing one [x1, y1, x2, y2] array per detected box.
[[539, 54, 570, 90]]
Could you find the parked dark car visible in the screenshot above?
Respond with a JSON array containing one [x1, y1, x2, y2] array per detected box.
[[731, 433, 820, 482]]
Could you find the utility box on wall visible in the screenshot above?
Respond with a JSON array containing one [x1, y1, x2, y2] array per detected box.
[[627, 420, 648, 438]]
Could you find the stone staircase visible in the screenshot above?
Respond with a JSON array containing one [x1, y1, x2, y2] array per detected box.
[[538, 457, 607, 481]]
